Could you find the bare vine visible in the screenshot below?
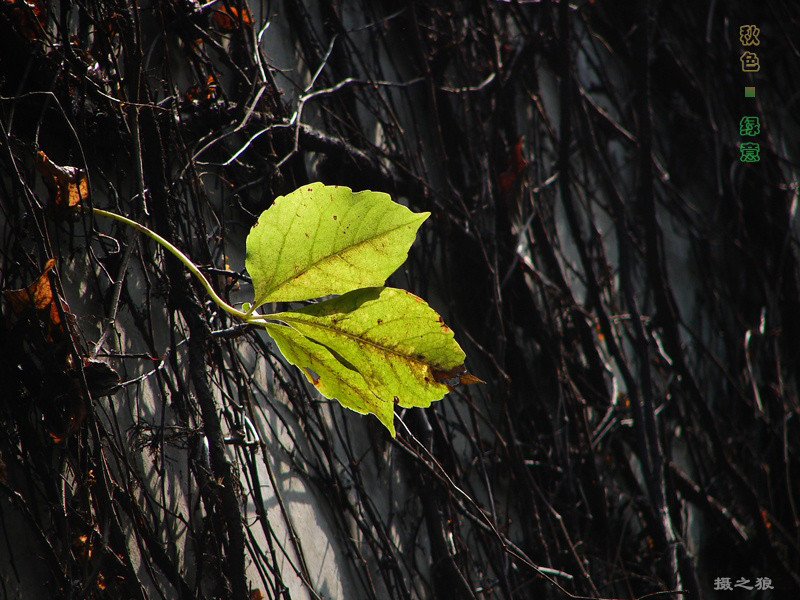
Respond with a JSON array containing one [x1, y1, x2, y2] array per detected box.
[[0, 1, 798, 599]]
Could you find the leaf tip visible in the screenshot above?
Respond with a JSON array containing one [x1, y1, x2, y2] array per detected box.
[[459, 373, 485, 386], [382, 415, 397, 438], [432, 365, 484, 388]]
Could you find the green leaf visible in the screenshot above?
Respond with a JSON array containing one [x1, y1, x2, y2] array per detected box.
[[246, 183, 429, 307], [264, 287, 469, 436], [264, 321, 397, 435]]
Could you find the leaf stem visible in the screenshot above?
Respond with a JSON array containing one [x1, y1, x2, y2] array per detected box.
[[89, 207, 251, 321]]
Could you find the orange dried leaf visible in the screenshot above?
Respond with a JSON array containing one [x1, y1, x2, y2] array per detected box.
[[432, 364, 484, 390], [458, 373, 485, 386], [213, 4, 253, 32], [596, 323, 605, 342], [3, 258, 71, 343], [4, 257, 57, 313], [34, 150, 88, 207], [185, 74, 219, 102]]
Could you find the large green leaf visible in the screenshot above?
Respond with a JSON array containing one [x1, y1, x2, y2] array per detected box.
[[264, 287, 470, 435], [264, 322, 397, 435], [246, 183, 429, 307]]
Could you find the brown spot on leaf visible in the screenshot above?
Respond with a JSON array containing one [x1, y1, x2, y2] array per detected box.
[[332, 215, 337, 220], [304, 369, 320, 386], [377, 318, 383, 324]]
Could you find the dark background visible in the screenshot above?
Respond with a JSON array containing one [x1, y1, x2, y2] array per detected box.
[[1, 1, 799, 598]]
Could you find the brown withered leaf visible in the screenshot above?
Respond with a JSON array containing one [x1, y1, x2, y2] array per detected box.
[[212, 4, 253, 32], [4, 257, 59, 318], [34, 150, 88, 208], [6, 0, 47, 41], [458, 372, 485, 385], [3, 258, 69, 341], [185, 74, 219, 103], [432, 364, 485, 391]]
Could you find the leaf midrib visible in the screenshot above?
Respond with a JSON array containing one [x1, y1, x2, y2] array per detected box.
[[266, 322, 386, 409], [274, 312, 456, 372], [254, 215, 423, 305]]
